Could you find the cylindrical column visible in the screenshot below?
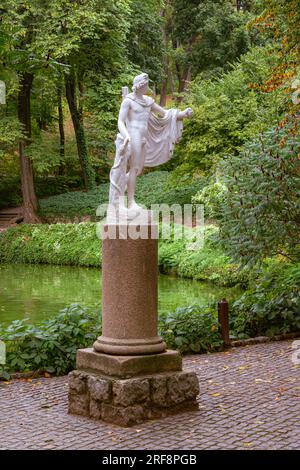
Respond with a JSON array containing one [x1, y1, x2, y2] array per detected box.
[[93, 224, 166, 355]]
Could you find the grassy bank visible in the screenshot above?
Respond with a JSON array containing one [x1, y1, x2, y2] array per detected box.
[[0, 222, 244, 286]]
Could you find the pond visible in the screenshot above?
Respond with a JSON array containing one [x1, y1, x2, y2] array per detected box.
[[0, 264, 241, 326]]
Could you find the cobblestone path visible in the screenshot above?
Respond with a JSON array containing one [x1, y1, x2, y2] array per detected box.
[[0, 340, 299, 450]]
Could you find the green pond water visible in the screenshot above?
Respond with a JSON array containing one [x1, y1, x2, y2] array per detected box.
[[0, 264, 241, 326]]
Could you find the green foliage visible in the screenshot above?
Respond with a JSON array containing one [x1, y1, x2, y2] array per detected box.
[[0, 175, 84, 210], [231, 261, 300, 338], [0, 304, 100, 378], [159, 305, 223, 354], [0, 223, 101, 267], [38, 171, 203, 219], [0, 302, 222, 378], [84, 70, 136, 170], [173, 45, 285, 175], [220, 115, 300, 266], [127, 0, 164, 85], [159, 224, 247, 286], [192, 180, 228, 220], [173, 0, 254, 77], [0, 220, 244, 286]]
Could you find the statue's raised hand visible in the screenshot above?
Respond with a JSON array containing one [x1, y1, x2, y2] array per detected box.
[[184, 108, 193, 118]]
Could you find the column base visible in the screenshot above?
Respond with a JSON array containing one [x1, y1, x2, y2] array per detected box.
[[93, 335, 166, 356], [68, 369, 199, 427], [77, 348, 182, 378]]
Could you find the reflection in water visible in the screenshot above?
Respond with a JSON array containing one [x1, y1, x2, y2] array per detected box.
[[0, 264, 241, 325]]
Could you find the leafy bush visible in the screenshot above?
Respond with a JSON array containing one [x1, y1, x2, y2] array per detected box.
[[231, 261, 300, 338], [0, 177, 23, 209], [0, 304, 100, 379], [0, 223, 101, 266], [220, 115, 300, 267], [159, 305, 223, 354], [159, 224, 247, 286], [192, 180, 228, 221], [172, 45, 285, 176], [0, 302, 222, 378]]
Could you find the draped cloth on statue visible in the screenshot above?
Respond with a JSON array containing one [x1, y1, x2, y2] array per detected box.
[[109, 107, 183, 206], [145, 109, 183, 167]]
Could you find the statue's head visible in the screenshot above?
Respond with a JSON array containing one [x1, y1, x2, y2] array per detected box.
[[132, 73, 149, 93]]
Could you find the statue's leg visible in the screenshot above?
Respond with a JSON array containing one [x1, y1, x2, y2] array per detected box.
[[127, 132, 143, 209]]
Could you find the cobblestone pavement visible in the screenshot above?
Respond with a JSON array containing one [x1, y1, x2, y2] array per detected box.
[[0, 340, 299, 450]]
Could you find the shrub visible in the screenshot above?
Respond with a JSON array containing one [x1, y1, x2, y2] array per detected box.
[[220, 115, 300, 267], [172, 45, 285, 177], [159, 224, 247, 286], [0, 175, 84, 210], [159, 305, 223, 354], [231, 261, 300, 338], [0, 223, 101, 266], [0, 302, 222, 378], [0, 304, 100, 379], [192, 180, 228, 221]]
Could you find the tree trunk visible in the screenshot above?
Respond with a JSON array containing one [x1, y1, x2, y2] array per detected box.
[[168, 68, 174, 96], [78, 79, 84, 124], [178, 66, 191, 93], [65, 69, 95, 190], [177, 65, 192, 103], [57, 84, 65, 175], [160, 74, 168, 107], [159, 8, 169, 107], [17, 72, 40, 223]]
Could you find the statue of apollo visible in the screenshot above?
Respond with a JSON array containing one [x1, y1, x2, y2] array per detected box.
[[108, 72, 192, 220]]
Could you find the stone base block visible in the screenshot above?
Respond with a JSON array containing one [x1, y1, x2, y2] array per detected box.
[[68, 369, 199, 427], [76, 348, 182, 378]]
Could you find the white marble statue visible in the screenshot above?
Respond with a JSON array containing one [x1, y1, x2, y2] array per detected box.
[[108, 72, 192, 220]]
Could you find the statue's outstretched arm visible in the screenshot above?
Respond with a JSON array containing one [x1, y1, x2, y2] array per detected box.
[[118, 99, 131, 142], [151, 102, 167, 117], [151, 101, 193, 120]]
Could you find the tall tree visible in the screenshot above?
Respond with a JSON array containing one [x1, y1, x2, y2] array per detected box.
[[65, 66, 94, 189], [163, 0, 254, 99], [127, 0, 164, 88], [57, 82, 65, 173], [38, 0, 131, 189], [0, 0, 47, 222], [17, 71, 39, 222]]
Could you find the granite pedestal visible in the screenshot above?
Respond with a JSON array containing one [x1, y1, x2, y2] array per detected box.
[[68, 222, 199, 426]]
